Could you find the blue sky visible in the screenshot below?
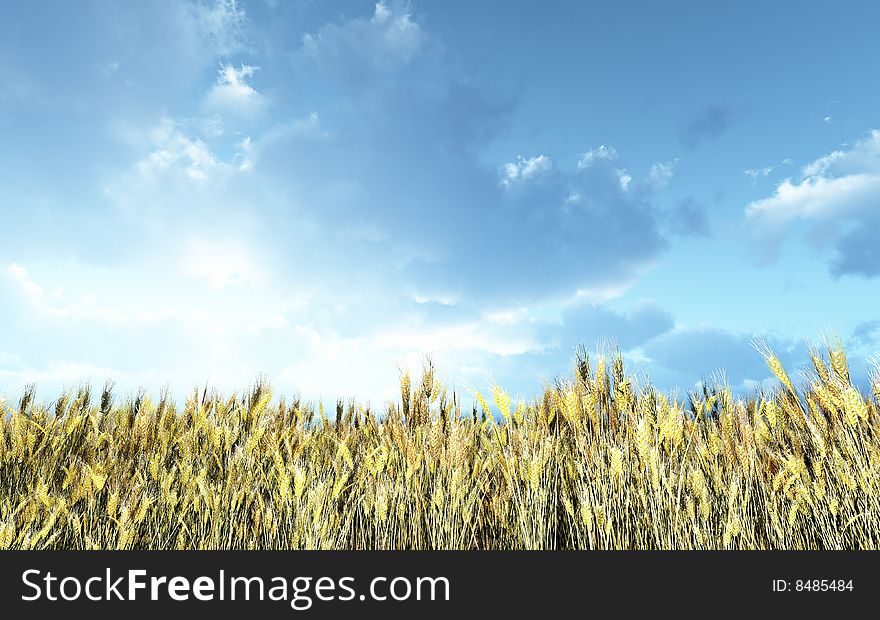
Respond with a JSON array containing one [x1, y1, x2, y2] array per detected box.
[[2, 0, 879, 404]]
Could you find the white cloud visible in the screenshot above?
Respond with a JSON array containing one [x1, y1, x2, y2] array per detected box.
[[135, 118, 222, 182], [301, 2, 426, 77], [200, 114, 225, 138], [5, 263, 164, 324], [744, 166, 773, 184], [3, 1, 694, 404], [180, 237, 264, 289], [746, 129, 880, 275], [500, 154, 552, 186], [278, 342, 400, 405], [235, 136, 254, 171], [0, 360, 142, 390], [484, 307, 529, 326], [190, 0, 248, 57], [372, 1, 392, 24], [573, 281, 637, 304], [1, 257, 329, 397], [797, 133, 880, 177], [259, 112, 322, 143], [577, 145, 618, 168], [747, 130, 880, 224], [7, 263, 45, 303], [204, 63, 265, 116], [747, 173, 880, 224], [372, 322, 541, 357], [647, 159, 678, 189], [104, 116, 259, 221], [577, 146, 631, 191]]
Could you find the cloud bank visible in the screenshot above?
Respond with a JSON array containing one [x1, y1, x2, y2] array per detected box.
[[746, 130, 880, 276]]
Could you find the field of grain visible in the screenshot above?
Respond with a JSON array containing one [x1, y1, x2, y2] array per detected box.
[[1, 341, 878, 550]]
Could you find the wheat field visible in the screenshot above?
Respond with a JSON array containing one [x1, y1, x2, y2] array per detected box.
[[1, 341, 879, 550]]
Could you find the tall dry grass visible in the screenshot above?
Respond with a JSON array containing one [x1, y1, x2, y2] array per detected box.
[[1, 341, 879, 550]]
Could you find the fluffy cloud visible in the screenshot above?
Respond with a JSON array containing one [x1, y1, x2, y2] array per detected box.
[[182, 0, 249, 58], [300, 2, 427, 81], [244, 5, 673, 309], [0, 254, 679, 402], [578, 146, 632, 191], [0, 1, 698, 402], [746, 130, 880, 276], [400, 141, 665, 304], [0, 256, 315, 397], [0, 1, 250, 106], [204, 64, 265, 116], [102, 115, 261, 236], [136, 118, 223, 182], [646, 159, 678, 189], [577, 145, 617, 167], [500, 155, 552, 186], [4, 263, 163, 324], [745, 166, 773, 184], [181, 237, 265, 289]]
